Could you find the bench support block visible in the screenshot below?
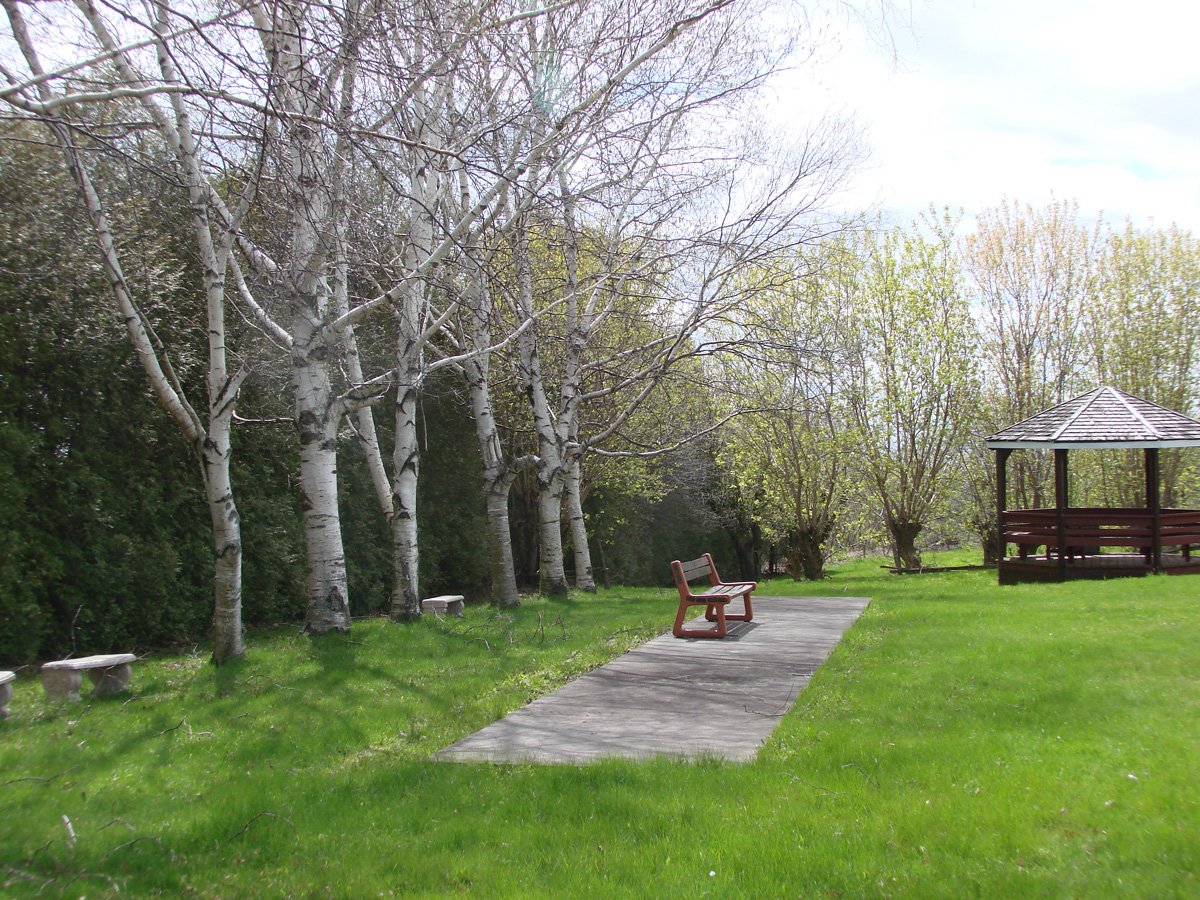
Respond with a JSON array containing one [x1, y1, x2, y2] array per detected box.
[[88, 663, 132, 697], [0, 676, 13, 718], [42, 669, 84, 702]]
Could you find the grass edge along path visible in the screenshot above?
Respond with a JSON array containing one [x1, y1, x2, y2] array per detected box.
[[1, 556, 1198, 899]]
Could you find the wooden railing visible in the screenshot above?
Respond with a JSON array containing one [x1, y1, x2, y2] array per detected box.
[[1002, 507, 1200, 559]]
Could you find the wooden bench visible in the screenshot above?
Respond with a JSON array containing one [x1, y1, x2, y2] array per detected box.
[[669, 553, 756, 638], [0, 671, 14, 717], [41, 653, 136, 701], [421, 595, 465, 617]]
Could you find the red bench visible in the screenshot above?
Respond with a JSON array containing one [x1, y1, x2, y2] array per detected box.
[[669, 553, 756, 638]]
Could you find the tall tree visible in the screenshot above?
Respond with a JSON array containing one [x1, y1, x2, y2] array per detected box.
[[1088, 222, 1200, 506], [962, 199, 1097, 509], [848, 211, 980, 569], [1, 2, 256, 661], [717, 239, 861, 580]]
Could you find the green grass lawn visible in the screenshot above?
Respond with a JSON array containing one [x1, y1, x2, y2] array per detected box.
[[2, 556, 1198, 899]]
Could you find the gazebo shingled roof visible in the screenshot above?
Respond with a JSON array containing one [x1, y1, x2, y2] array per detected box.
[[986, 386, 1200, 449]]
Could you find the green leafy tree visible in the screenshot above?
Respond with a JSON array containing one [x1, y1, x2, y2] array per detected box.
[[1087, 222, 1200, 506], [847, 211, 981, 569], [717, 241, 861, 580], [962, 199, 1097, 512]]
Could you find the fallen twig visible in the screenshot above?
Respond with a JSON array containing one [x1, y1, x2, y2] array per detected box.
[[28, 839, 61, 863], [101, 835, 162, 861], [2, 863, 40, 884], [223, 811, 297, 844], [2, 766, 79, 787], [58, 871, 122, 894], [97, 818, 136, 833], [841, 760, 880, 789], [787, 774, 844, 796]]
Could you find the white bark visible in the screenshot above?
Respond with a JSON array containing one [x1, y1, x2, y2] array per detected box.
[[386, 51, 448, 621], [203, 414, 246, 661], [390, 369, 422, 620], [254, 0, 354, 631], [293, 312, 351, 631], [556, 169, 595, 592], [563, 450, 595, 592], [513, 217, 571, 595], [462, 256, 521, 607]]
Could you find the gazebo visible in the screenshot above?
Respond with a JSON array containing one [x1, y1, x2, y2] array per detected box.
[[986, 386, 1200, 585]]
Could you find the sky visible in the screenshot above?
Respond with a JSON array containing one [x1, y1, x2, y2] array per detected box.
[[787, 0, 1200, 231]]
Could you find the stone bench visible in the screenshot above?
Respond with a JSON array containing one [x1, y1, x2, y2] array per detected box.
[[41, 653, 137, 701], [0, 671, 14, 717], [421, 595, 465, 617]]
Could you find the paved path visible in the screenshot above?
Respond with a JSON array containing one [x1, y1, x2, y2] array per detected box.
[[432, 595, 871, 764]]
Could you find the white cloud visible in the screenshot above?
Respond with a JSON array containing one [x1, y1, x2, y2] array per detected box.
[[773, 0, 1200, 230]]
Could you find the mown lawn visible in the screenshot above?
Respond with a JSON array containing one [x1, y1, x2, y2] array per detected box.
[[2, 556, 1197, 899]]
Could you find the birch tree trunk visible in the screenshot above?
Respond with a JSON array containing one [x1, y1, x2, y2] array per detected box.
[[293, 317, 351, 631], [513, 218, 570, 595], [202, 414, 246, 661], [463, 258, 521, 607], [556, 170, 595, 592], [386, 61, 446, 621], [563, 449, 596, 592], [260, 0, 353, 632], [390, 348, 422, 621]]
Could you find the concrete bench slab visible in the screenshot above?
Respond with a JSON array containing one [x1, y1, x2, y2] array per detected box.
[[422, 595, 465, 617], [41, 653, 136, 701], [0, 670, 14, 718]]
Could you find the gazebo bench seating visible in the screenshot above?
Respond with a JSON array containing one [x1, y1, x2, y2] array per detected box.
[[669, 553, 756, 639], [1005, 509, 1200, 560], [41, 653, 136, 702]]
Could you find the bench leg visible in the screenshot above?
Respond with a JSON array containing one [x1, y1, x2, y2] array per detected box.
[[723, 594, 753, 623], [674, 600, 727, 638], [88, 664, 132, 697], [42, 669, 83, 702], [0, 681, 11, 718], [706, 595, 752, 623]]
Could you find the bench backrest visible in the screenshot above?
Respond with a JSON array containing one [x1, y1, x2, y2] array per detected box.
[[671, 554, 719, 589]]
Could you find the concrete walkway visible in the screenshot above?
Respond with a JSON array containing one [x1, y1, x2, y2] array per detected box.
[[432, 595, 871, 764]]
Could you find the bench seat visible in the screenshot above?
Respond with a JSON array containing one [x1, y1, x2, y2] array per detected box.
[[41, 653, 136, 701]]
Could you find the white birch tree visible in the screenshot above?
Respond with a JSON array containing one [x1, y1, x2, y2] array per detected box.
[[1, 0, 255, 661]]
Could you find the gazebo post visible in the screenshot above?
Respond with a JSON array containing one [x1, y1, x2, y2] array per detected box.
[[995, 448, 1011, 571], [1145, 448, 1161, 573], [1055, 449, 1069, 580]]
